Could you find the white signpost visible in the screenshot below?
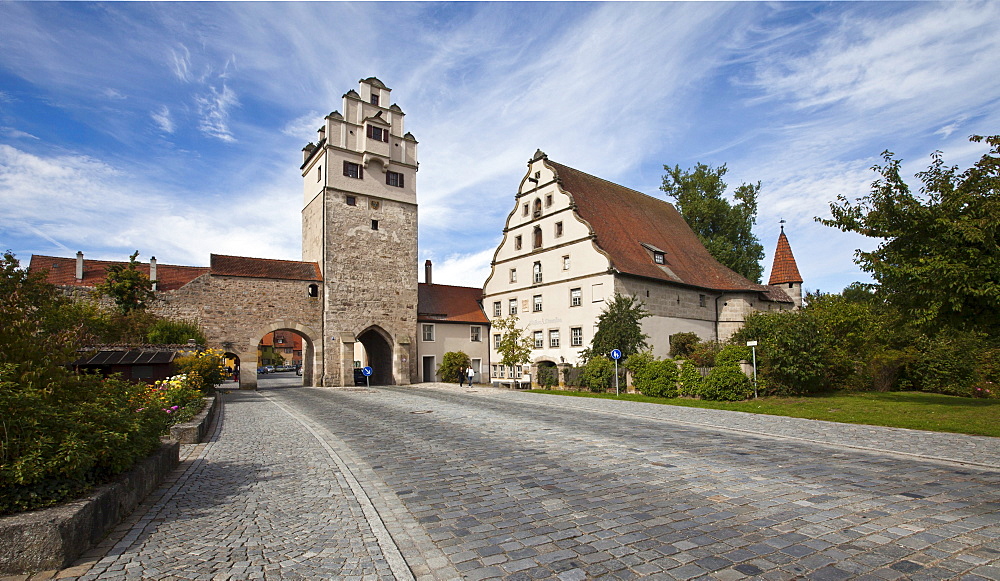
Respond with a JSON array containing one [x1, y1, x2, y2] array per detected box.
[[610, 349, 623, 395], [746, 341, 758, 398]]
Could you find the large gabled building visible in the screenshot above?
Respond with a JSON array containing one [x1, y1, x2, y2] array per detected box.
[[483, 150, 797, 381]]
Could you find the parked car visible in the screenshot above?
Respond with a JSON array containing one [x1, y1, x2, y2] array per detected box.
[[264, 365, 275, 373], [257, 366, 268, 374], [295, 366, 302, 376]]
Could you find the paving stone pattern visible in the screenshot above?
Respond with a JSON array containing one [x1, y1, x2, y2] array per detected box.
[[47, 384, 1000, 581], [275, 384, 1000, 581]]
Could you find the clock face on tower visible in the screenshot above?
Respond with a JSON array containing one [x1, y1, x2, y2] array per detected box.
[[370, 200, 381, 210]]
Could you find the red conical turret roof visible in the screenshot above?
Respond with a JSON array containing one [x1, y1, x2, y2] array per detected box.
[[768, 227, 802, 285]]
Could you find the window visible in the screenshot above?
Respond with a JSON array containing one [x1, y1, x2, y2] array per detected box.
[[522, 203, 529, 216], [497, 365, 505, 378], [509, 298, 518, 315], [563, 255, 570, 270], [509, 269, 517, 283], [370, 94, 379, 106], [534, 331, 544, 349], [533, 295, 542, 312], [570, 288, 582, 307], [346, 196, 357, 206], [386, 171, 404, 188], [699, 294, 707, 307], [592, 283, 604, 302], [549, 330, 560, 348], [343, 161, 363, 179], [555, 221, 563, 237], [514, 235, 522, 250], [654, 251, 665, 264], [533, 262, 542, 284], [493, 334, 501, 349], [307, 284, 319, 298], [545, 194, 553, 207], [422, 324, 435, 341], [367, 124, 389, 142], [571, 327, 583, 347], [317, 165, 322, 182], [533, 199, 542, 218], [533, 226, 542, 249], [371, 220, 379, 230], [471, 326, 482, 342], [512, 366, 523, 379], [493, 301, 501, 317], [788, 282, 794, 289]]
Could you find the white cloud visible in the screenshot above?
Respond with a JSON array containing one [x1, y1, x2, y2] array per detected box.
[[425, 246, 498, 288], [1, 127, 39, 140], [151, 105, 175, 134], [195, 83, 239, 143]]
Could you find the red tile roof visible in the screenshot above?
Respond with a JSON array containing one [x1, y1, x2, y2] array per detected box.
[[210, 254, 322, 281], [28, 255, 209, 291], [418, 283, 489, 324], [545, 159, 791, 302], [768, 229, 803, 285]]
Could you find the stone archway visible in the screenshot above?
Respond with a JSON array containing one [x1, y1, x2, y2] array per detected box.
[[235, 320, 321, 390], [357, 326, 394, 386]]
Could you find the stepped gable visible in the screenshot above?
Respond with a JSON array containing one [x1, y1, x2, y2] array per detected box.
[[545, 161, 791, 302], [768, 229, 803, 285], [28, 255, 208, 291], [209, 254, 322, 281], [418, 283, 489, 324]]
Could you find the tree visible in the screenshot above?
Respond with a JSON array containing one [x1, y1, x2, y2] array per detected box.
[[95, 251, 155, 313], [818, 135, 1000, 335], [492, 315, 533, 370], [438, 351, 471, 383], [661, 163, 765, 282], [146, 318, 207, 345], [580, 293, 650, 362]]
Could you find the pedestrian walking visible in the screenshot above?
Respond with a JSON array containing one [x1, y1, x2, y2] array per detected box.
[[466, 366, 475, 387]]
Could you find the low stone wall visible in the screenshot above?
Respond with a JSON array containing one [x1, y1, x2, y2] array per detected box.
[[0, 441, 179, 575], [170, 395, 218, 444], [0, 392, 221, 575]]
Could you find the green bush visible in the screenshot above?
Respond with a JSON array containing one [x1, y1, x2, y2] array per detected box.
[[700, 364, 754, 401], [582, 357, 615, 393], [633, 358, 678, 398], [715, 344, 750, 367], [668, 332, 700, 359], [536, 365, 558, 388], [903, 332, 984, 396], [146, 318, 207, 345], [173, 348, 227, 393], [677, 360, 702, 397], [689, 341, 723, 367], [437, 351, 471, 383]]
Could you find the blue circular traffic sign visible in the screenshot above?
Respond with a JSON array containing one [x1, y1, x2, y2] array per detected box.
[[610, 349, 623, 360], [362, 366, 373, 377]]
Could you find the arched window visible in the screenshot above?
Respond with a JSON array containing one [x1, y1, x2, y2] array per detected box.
[[533, 198, 542, 218], [307, 284, 319, 298], [533, 261, 542, 284], [533, 226, 542, 249]]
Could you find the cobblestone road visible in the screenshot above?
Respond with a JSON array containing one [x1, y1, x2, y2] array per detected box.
[[47, 383, 1000, 580]]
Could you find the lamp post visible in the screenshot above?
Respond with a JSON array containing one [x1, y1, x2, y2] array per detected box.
[[746, 341, 758, 398]]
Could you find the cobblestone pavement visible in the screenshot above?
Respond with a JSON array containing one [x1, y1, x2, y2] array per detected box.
[[34, 382, 1000, 581]]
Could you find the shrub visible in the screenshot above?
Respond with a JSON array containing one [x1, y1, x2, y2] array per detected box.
[[633, 358, 678, 398], [668, 332, 700, 359], [700, 364, 754, 401], [582, 357, 615, 393], [903, 332, 984, 396], [173, 348, 226, 393], [677, 360, 702, 397], [146, 319, 207, 345], [437, 351, 471, 383], [536, 365, 558, 388], [689, 341, 723, 367], [715, 344, 750, 367]]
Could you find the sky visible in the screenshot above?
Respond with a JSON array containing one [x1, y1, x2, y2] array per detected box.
[[1, 2, 998, 294]]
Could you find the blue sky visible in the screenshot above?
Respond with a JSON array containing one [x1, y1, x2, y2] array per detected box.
[[1, 2, 998, 293]]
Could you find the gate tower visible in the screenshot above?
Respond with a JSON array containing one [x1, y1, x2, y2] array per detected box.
[[301, 77, 419, 386]]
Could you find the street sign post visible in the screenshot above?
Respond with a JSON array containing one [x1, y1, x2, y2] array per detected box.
[[362, 365, 373, 388], [610, 349, 623, 395], [746, 341, 758, 398]]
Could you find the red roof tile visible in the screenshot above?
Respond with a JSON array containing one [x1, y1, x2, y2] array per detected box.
[[28, 255, 209, 291], [210, 254, 322, 281], [545, 160, 791, 302], [418, 283, 489, 324], [768, 229, 803, 285]]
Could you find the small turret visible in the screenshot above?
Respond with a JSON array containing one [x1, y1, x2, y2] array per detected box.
[[768, 221, 803, 308]]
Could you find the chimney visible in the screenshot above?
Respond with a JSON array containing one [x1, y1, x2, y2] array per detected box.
[[150, 256, 157, 291], [425, 259, 432, 284], [75, 251, 84, 281]]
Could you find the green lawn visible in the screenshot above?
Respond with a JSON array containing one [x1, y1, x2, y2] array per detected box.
[[527, 389, 1000, 438]]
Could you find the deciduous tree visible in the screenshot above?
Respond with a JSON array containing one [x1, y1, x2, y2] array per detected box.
[[95, 251, 155, 313], [580, 293, 650, 362], [661, 163, 765, 282]]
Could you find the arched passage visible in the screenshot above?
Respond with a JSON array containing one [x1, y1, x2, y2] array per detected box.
[[238, 320, 321, 390], [357, 326, 394, 385]]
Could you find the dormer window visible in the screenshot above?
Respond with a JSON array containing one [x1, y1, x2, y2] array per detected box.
[[654, 252, 665, 264], [641, 242, 666, 265], [367, 125, 389, 142]]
